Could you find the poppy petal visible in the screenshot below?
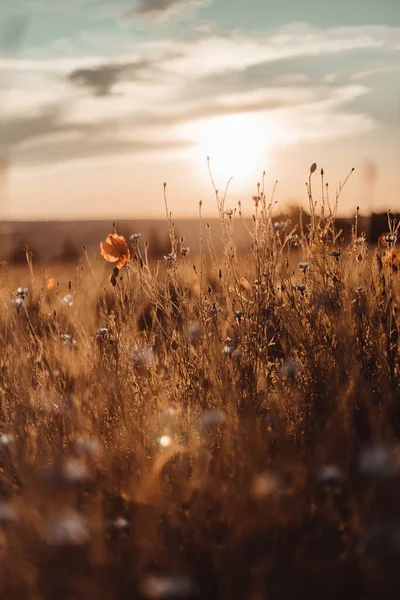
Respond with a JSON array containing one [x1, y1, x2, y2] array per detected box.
[[100, 242, 119, 262]]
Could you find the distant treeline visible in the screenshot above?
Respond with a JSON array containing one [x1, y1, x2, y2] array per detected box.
[[1, 211, 398, 265], [286, 209, 398, 244]]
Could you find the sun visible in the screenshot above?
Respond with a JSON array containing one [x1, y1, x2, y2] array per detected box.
[[184, 112, 278, 185]]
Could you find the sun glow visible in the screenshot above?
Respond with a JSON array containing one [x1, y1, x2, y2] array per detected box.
[[185, 112, 283, 185]]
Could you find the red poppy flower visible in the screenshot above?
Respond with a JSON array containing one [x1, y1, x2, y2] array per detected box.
[[100, 234, 130, 269]]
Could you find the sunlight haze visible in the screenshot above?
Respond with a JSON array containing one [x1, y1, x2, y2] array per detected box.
[[0, 0, 399, 219]]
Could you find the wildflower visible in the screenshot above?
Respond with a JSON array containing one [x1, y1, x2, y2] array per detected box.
[[162, 406, 180, 419], [180, 246, 190, 257], [100, 233, 130, 269], [274, 220, 288, 231], [293, 284, 307, 294], [131, 347, 154, 367], [130, 233, 141, 241], [14, 287, 28, 299], [358, 444, 400, 480], [286, 234, 299, 247], [61, 294, 74, 306], [74, 436, 103, 461], [316, 465, 344, 486], [10, 297, 24, 309], [209, 303, 222, 315], [47, 278, 56, 290], [141, 575, 194, 599], [198, 409, 226, 429], [163, 252, 176, 267], [44, 509, 90, 547], [354, 236, 366, 246], [0, 433, 15, 448], [107, 516, 130, 533], [60, 334, 78, 349], [223, 337, 235, 356], [61, 458, 91, 487], [97, 327, 110, 337], [380, 232, 397, 247], [298, 262, 309, 273]]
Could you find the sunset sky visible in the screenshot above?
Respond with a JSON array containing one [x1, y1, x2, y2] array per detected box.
[[0, 0, 399, 220]]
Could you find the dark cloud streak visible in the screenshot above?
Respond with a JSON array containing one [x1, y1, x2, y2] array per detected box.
[[68, 60, 156, 96], [125, 0, 210, 20]]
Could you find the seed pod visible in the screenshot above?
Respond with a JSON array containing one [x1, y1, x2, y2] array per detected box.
[[310, 163, 317, 173]]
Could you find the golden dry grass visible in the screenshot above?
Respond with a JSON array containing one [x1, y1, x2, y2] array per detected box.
[[0, 167, 399, 599]]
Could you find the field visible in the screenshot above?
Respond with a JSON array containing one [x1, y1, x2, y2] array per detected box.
[[1, 169, 400, 599]]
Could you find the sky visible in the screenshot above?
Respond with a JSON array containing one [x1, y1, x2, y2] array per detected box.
[[0, 0, 399, 220]]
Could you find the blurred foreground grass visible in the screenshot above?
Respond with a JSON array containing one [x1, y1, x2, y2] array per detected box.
[[0, 168, 400, 599]]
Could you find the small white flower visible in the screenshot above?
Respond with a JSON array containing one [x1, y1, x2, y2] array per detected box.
[[163, 252, 176, 266], [358, 444, 400, 480], [60, 334, 78, 349], [199, 409, 226, 428], [0, 433, 15, 447], [96, 327, 110, 338], [131, 347, 154, 367], [286, 234, 299, 247], [317, 465, 344, 485], [44, 510, 90, 547], [141, 575, 193, 599], [61, 294, 74, 306], [298, 262, 309, 273], [108, 516, 130, 532], [223, 337, 235, 356], [74, 436, 103, 460], [13, 287, 28, 298], [210, 303, 222, 315], [130, 233, 141, 241], [274, 221, 287, 231], [10, 297, 24, 308]]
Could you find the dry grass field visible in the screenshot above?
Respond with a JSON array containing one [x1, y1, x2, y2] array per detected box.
[[0, 167, 400, 599]]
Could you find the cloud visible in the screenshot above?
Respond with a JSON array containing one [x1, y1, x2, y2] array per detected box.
[[0, 105, 77, 148], [126, 0, 211, 21], [16, 132, 192, 166], [2, 23, 399, 170], [68, 60, 156, 96]]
